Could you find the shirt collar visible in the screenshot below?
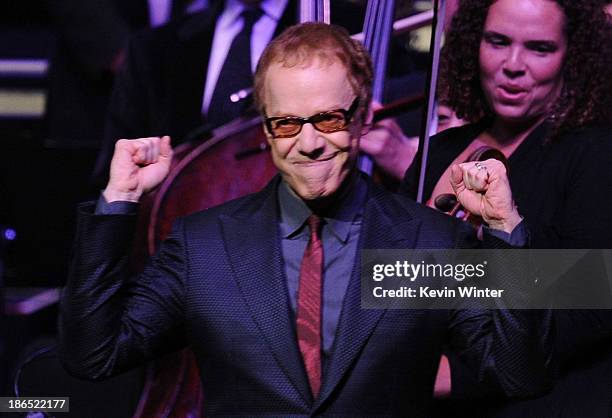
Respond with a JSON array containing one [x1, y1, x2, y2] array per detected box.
[[278, 173, 367, 243], [260, 0, 287, 21]]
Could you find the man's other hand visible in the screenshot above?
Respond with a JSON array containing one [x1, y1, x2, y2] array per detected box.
[[103, 136, 173, 203]]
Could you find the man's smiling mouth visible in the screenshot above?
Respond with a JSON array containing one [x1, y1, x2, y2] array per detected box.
[[293, 152, 340, 166]]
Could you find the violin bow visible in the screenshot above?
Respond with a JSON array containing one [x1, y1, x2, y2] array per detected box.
[[358, 0, 395, 175], [414, 0, 447, 203]]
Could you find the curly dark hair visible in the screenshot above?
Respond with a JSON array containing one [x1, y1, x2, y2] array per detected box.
[[442, 0, 612, 137]]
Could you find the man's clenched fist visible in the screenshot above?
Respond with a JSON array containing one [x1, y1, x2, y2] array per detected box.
[[103, 136, 173, 203], [450, 158, 522, 233]]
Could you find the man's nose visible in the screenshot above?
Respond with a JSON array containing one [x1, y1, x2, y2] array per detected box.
[[502, 47, 526, 78], [296, 123, 326, 156]]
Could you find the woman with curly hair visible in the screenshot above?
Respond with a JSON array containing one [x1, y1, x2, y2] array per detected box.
[[402, 0, 612, 416]]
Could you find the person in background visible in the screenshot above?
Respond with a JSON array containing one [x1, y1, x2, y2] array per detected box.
[[436, 102, 467, 133], [401, 0, 612, 416], [435, 71, 470, 133]]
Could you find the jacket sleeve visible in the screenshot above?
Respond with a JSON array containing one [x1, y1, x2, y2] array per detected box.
[[59, 203, 187, 380], [446, 227, 555, 398]]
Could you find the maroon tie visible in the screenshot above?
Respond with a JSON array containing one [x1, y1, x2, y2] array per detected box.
[[296, 214, 323, 398]]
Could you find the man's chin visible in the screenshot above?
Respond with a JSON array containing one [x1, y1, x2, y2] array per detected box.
[[294, 185, 333, 202], [289, 176, 356, 210], [282, 165, 356, 201]]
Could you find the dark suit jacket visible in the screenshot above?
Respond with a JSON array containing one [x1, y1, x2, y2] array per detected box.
[[60, 176, 552, 416]]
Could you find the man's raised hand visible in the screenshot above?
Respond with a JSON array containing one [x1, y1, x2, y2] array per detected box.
[[450, 158, 522, 233], [103, 136, 173, 203]]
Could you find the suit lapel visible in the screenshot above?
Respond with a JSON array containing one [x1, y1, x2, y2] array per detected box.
[[220, 179, 312, 406], [314, 185, 423, 410]]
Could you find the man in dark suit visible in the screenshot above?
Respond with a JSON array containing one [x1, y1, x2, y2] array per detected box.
[[60, 23, 552, 416]]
